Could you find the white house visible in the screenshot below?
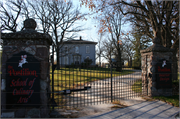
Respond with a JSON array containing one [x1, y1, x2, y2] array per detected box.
[[60, 37, 97, 66]]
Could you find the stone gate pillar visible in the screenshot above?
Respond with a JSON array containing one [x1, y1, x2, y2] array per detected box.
[[1, 19, 52, 118], [141, 35, 174, 97]]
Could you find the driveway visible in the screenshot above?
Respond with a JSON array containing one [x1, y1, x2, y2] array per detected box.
[[65, 70, 142, 107], [78, 100, 179, 119]]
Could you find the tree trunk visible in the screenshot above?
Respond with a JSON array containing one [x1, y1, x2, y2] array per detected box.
[[128, 57, 130, 68], [128, 57, 132, 68], [99, 55, 101, 67], [130, 56, 132, 68], [116, 47, 122, 72], [56, 46, 61, 70]]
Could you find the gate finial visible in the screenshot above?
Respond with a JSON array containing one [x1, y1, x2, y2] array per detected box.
[[24, 18, 37, 30]]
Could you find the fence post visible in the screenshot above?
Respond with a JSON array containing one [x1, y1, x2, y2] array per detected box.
[[51, 45, 55, 110], [146, 55, 148, 96], [110, 61, 113, 102]]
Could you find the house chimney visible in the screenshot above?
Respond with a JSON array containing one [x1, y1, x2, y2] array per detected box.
[[80, 36, 82, 40]]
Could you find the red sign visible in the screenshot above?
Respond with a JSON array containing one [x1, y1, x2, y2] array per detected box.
[[156, 59, 172, 89]]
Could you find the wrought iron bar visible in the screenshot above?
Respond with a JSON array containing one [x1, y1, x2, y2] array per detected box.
[[51, 45, 55, 110], [111, 62, 113, 102]]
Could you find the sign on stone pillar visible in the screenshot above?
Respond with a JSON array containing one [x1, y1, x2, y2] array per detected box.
[[156, 59, 172, 89], [2, 18, 52, 118], [6, 51, 40, 109], [141, 33, 174, 97]]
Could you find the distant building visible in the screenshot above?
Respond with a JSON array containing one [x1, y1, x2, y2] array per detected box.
[[60, 36, 97, 66]]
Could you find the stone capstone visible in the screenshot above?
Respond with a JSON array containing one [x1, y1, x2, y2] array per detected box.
[[140, 44, 174, 53], [24, 18, 37, 30]]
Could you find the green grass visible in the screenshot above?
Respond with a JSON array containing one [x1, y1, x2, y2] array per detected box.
[[51, 67, 134, 91], [152, 95, 179, 107], [131, 80, 142, 93], [132, 80, 179, 107]]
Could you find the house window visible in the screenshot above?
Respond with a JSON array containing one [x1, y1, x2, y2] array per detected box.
[[86, 46, 90, 53], [65, 46, 68, 54], [64, 56, 68, 65], [75, 46, 79, 53], [74, 56, 80, 65]]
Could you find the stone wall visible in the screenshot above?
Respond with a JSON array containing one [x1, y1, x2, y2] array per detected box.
[[141, 52, 173, 96], [141, 36, 174, 97], [1, 19, 52, 118]]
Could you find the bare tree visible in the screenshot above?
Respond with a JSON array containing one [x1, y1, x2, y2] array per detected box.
[[101, 38, 115, 64], [0, 0, 27, 32], [101, 8, 124, 71], [27, 0, 51, 34], [121, 40, 134, 68], [96, 33, 104, 67], [29, 0, 87, 69], [122, 25, 151, 68], [48, 0, 87, 69]]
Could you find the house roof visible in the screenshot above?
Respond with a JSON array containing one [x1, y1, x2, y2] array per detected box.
[[63, 37, 97, 45]]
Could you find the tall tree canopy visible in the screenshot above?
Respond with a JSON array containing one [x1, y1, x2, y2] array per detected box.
[[80, 0, 179, 51], [81, 0, 179, 79], [29, 0, 87, 69], [82, 1, 125, 71]]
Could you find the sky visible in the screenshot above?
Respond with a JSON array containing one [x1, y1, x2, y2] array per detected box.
[[72, 1, 99, 42]]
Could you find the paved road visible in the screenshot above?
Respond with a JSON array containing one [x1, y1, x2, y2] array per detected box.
[[78, 100, 179, 119], [64, 70, 142, 107]]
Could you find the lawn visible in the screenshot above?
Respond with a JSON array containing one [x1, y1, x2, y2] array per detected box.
[[51, 67, 134, 92], [132, 79, 179, 107], [131, 79, 142, 93]]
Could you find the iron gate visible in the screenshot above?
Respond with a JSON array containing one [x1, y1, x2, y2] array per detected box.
[[50, 46, 142, 109]]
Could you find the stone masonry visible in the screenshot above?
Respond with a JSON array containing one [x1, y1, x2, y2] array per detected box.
[[141, 34, 174, 97], [1, 19, 52, 118]]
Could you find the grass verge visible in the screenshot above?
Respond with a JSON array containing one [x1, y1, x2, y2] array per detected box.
[[132, 80, 179, 107], [152, 95, 179, 107]]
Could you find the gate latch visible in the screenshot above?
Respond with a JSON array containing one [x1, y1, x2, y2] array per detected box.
[[56, 86, 91, 95]]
